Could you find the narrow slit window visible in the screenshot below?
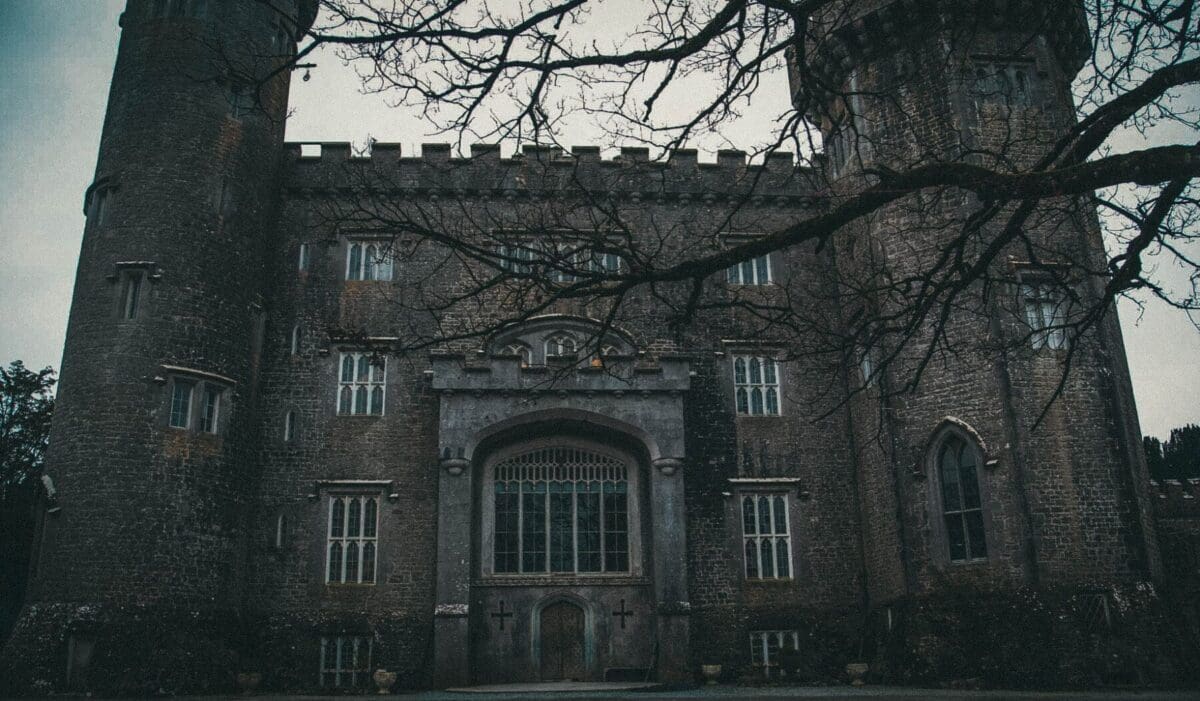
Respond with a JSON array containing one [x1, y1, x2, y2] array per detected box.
[[298, 243, 311, 272], [119, 271, 143, 320]]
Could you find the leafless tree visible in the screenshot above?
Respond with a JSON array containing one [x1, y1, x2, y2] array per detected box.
[[249, 0, 1200, 417]]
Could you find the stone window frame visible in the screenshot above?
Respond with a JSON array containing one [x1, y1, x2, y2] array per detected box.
[[344, 235, 395, 282], [495, 232, 625, 283], [749, 629, 799, 678], [969, 55, 1040, 114], [318, 634, 373, 689], [488, 315, 636, 367], [108, 261, 158, 321], [323, 491, 381, 586], [720, 233, 778, 288], [160, 366, 232, 436], [923, 419, 996, 568], [731, 354, 783, 416], [335, 351, 387, 416], [478, 437, 646, 580], [727, 478, 802, 583]]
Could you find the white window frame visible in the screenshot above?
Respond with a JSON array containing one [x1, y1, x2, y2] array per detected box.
[[337, 352, 386, 416], [169, 379, 195, 429], [732, 355, 782, 416], [319, 635, 373, 688], [325, 494, 380, 585], [741, 492, 793, 580], [1021, 281, 1067, 350], [750, 630, 800, 677], [726, 254, 772, 286], [345, 239, 394, 281], [199, 385, 221, 434]]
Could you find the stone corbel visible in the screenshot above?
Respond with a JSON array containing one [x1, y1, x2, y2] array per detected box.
[[652, 458, 684, 476], [441, 457, 469, 476]]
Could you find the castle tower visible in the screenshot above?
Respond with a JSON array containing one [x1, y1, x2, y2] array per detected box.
[[798, 0, 1160, 612], [3, 0, 317, 692]]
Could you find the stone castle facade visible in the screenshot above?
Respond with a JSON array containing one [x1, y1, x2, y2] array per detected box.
[[3, 0, 1195, 694]]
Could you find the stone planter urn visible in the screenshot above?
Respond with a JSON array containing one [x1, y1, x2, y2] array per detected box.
[[700, 664, 722, 685], [845, 662, 869, 686], [372, 669, 397, 694], [234, 672, 262, 695]]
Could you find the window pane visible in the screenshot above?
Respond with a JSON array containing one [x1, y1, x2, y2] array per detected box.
[[940, 446, 962, 512], [765, 388, 779, 415], [347, 498, 361, 538], [370, 386, 384, 415], [356, 355, 370, 382], [169, 381, 193, 428], [338, 386, 352, 415], [773, 496, 787, 534], [521, 483, 546, 572], [603, 483, 629, 572], [736, 388, 749, 415], [347, 243, 362, 280], [763, 360, 777, 384], [727, 264, 739, 284], [758, 496, 771, 534], [776, 538, 791, 578], [749, 633, 764, 665], [760, 538, 775, 577], [741, 260, 754, 284], [354, 386, 367, 414], [370, 358, 386, 383], [363, 498, 377, 538], [958, 451, 982, 509], [745, 538, 759, 578], [749, 357, 762, 384], [341, 355, 354, 382], [733, 357, 747, 384], [345, 541, 360, 582], [965, 510, 987, 560], [945, 514, 967, 562], [549, 483, 573, 572], [742, 496, 756, 535], [494, 485, 520, 573], [751, 388, 764, 415], [330, 498, 344, 537], [327, 542, 343, 583], [577, 486, 602, 572], [755, 255, 769, 284]]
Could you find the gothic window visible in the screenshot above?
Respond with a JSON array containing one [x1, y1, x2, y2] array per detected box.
[[1021, 281, 1067, 350], [199, 385, 222, 434], [500, 343, 532, 367], [492, 447, 630, 575], [544, 334, 578, 359], [346, 240, 394, 281], [169, 379, 194, 429], [936, 435, 988, 563], [733, 355, 781, 416], [298, 243, 311, 272], [498, 243, 535, 275], [319, 635, 373, 688], [750, 630, 799, 678], [741, 493, 792, 579], [726, 255, 772, 286], [972, 60, 1034, 111], [325, 494, 379, 584], [118, 270, 143, 320], [337, 352, 386, 416]]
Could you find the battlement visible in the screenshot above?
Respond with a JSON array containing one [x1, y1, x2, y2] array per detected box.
[[282, 142, 816, 202], [1149, 478, 1200, 519]]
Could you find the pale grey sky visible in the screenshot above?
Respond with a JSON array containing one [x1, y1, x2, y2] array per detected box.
[[0, 1, 1196, 438]]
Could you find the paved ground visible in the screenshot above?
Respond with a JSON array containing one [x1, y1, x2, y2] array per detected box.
[[89, 684, 1198, 701]]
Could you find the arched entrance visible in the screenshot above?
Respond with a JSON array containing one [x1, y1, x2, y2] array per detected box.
[[540, 601, 586, 680]]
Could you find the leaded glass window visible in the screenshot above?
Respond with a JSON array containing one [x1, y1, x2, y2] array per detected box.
[[319, 635, 373, 688], [1022, 282, 1067, 350], [326, 495, 379, 584], [726, 254, 771, 286], [750, 630, 799, 677], [337, 352, 386, 416], [346, 240, 393, 281], [493, 447, 630, 575], [733, 355, 781, 416], [938, 436, 987, 562], [200, 386, 221, 434], [742, 493, 791, 579]]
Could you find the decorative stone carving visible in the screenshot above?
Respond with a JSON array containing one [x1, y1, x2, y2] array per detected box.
[[653, 458, 683, 476]]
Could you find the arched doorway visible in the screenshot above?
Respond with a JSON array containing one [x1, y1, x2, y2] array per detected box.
[[540, 601, 586, 680]]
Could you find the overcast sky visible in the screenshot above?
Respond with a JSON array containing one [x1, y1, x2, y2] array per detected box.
[[0, 1, 1196, 439]]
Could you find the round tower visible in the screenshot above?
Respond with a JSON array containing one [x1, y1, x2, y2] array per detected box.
[[799, 0, 1162, 673], [3, 0, 317, 693]]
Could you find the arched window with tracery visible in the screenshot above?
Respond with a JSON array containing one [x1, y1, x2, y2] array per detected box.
[[492, 446, 630, 575], [544, 334, 577, 359], [935, 434, 988, 562], [500, 343, 532, 367]]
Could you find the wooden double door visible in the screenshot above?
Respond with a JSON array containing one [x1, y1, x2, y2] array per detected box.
[[540, 601, 586, 680]]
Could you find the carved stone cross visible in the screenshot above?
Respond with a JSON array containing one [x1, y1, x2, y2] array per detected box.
[[612, 598, 633, 629], [491, 600, 513, 630]]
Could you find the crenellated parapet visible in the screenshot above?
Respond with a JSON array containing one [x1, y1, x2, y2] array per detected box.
[[1150, 479, 1200, 520], [282, 142, 818, 205]]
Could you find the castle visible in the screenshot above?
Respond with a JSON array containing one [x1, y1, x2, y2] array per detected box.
[[3, 0, 1195, 694]]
